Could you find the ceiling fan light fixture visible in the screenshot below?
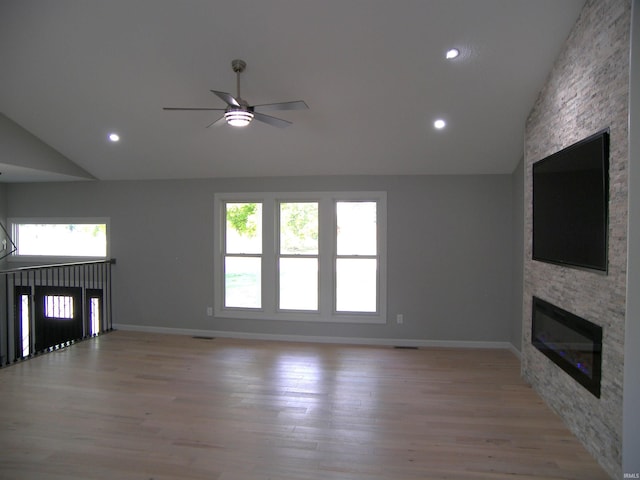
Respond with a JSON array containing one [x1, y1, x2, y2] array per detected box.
[[225, 109, 254, 127]]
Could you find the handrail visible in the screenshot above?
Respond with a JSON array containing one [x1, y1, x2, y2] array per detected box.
[[0, 258, 115, 274], [1, 258, 115, 366]]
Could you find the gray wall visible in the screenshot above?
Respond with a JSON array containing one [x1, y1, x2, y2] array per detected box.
[[522, 0, 631, 477], [623, 0, 640, 474], [5, 174, 514, 344], [0, 182, 6, 267], [0, 182, 6, 365]]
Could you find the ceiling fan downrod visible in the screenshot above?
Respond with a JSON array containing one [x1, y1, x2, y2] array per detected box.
[[231, 59, 247, 102]]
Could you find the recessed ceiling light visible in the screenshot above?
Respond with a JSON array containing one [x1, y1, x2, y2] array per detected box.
[[108, 133, 120, 142], [434, 119, 446, 129], [445, 48, 460, 60]]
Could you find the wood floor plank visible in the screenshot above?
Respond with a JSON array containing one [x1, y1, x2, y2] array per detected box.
[[0, 330, 610, 479]]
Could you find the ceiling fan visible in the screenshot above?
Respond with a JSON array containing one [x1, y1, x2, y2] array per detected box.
[[163, 59, 308, 128]]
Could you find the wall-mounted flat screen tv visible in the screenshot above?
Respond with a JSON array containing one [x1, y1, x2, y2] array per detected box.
[[532, 129, 609, 272]]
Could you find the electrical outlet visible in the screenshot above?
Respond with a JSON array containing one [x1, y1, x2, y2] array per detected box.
[[396, 314, 403, 324], [206, 307, 213, 316]]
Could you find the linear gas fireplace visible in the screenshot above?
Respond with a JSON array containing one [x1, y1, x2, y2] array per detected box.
[[532, 297, 603, 398]]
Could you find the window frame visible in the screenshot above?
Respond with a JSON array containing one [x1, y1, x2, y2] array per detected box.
[[213, 192, 387, 324], [8, 217, 110, 263]]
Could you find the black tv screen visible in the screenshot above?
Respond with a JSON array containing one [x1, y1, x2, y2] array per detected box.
[[532, 130, 609, 272]]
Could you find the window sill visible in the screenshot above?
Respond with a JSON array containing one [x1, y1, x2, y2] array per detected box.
[[7, 255, 108, 265], [214, 309, 387, 324]]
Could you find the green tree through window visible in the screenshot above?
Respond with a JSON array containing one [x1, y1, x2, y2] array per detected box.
[[226, 203, 258, 237]]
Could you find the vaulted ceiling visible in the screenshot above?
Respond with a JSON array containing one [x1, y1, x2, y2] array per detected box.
[[0, 0, 585, 182]]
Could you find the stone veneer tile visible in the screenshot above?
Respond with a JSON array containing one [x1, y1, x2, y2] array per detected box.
[[522, 0, 631, 478]]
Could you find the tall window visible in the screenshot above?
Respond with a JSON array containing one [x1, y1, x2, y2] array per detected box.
[[279, 202, 319, 311], [224, 203, 262, 309], [214, 192, 386, 324], [16, 288, 31, 358], [335, 201, 378, 313]]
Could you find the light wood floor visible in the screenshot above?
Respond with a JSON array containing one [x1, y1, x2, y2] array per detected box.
[[0, 331, 609, 480]]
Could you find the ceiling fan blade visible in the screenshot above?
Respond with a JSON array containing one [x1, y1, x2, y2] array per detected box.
[[206, 116, 227, 128], [253, 112, 292, 128], [252, 100, 309, 113], [163, 107, 226, 111], [211, 90, 240, 107]]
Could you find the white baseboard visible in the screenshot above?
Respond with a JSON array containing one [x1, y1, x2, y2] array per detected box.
[[113, 323, 519, 351]]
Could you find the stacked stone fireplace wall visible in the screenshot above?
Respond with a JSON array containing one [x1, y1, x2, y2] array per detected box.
[[522, 0, 631, 478]]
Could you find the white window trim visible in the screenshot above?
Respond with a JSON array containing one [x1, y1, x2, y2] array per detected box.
[[213, 192, 387, 324], [8, 217, 111, 264]]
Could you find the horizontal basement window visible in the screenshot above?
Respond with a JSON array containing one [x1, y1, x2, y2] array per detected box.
[[9, 218, 109, 260]]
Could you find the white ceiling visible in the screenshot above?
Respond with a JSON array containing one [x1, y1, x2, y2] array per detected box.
[[0, 0, 585, 182]]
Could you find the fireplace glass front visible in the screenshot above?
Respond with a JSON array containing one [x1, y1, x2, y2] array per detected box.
[[532, 297, 602, 398]]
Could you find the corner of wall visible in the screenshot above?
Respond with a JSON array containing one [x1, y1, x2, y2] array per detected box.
[[511, 157, 524, 353], [623, 0, 640, 475], [0, 182, 7, 269]]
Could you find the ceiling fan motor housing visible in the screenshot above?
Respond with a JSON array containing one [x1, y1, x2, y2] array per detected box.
[[231, 59, 247, 73]]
